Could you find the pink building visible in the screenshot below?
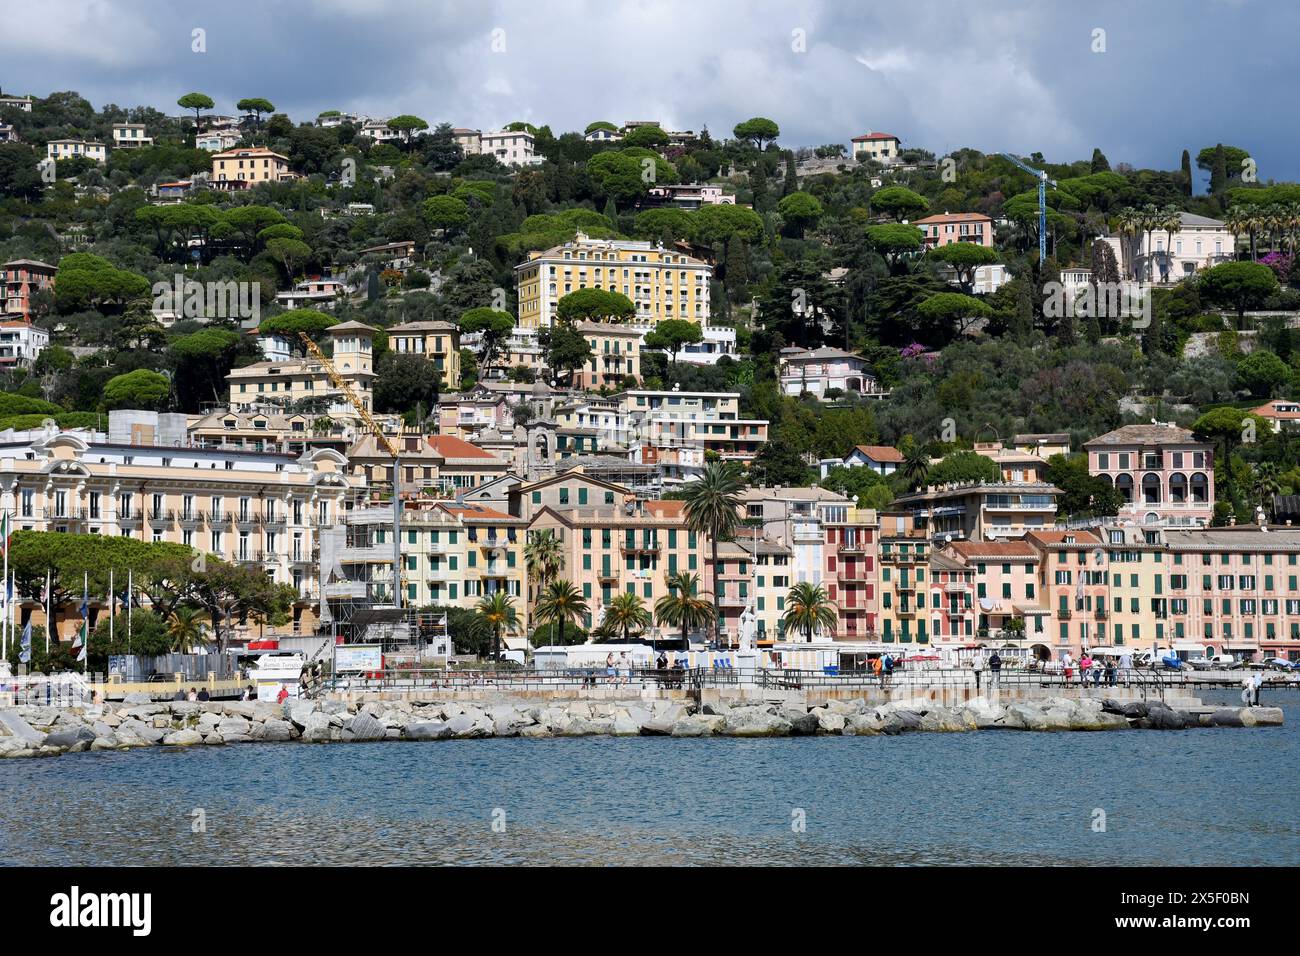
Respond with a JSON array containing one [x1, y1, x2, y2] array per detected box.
[[945, 540, 1049, 645], [1025, 530, 1110, 656], [1085, 423, 1214, 527], [929, 553, 976, 644], [914, 212, 994, 249], [824, 511, 879, 639], [0, 259, 56, 320]]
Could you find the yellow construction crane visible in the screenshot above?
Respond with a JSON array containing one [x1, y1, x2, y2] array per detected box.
[[299, 331, 404, 608]]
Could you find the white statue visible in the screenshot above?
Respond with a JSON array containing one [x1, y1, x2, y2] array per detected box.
[[738, 603, 757, 652]]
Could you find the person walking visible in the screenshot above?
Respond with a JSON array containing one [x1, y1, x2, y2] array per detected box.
[[1252, 670, 1264, 707], [882, 653, 894, 687], [972, 655, 983, 693], [988, 651, 1002, 688], [605, 651, 616, 684], [1078, 654, 1092, 687], [871, 655, 883, 686]]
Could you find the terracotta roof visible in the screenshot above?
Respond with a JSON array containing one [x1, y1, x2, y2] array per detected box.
[[852, 132, 899, 141], [1253, 400, 1300, 420], [1025, 529, 1103, 547], [644, 500, 685, 518], [948, 540, 1039, 559], [437, 503, 516, 522], [427, 435, 499, 460], [853, 444, 904, 463], [914, 212, 992, 225]]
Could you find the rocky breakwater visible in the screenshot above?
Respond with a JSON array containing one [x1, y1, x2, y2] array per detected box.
[[0, 693, 1284, 758]]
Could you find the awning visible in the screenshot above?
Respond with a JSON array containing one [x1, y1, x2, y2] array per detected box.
[[502, 635, 529, 651]]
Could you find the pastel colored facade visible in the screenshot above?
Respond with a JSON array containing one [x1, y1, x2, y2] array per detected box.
[[46, 139, 106, 164], [946, 539, 1050, 645], [851, 131, 900, 163], [437, 389, 512, 440], [971, 441, 1051, 483], [778, 346, 882, 398], [452, 128, 482, 154], [914, 212, 995, 248], [358, 120, 401, 144], [0, 259, 56, 321], [0, 124, 18, 144], [228, 322, 376, 414], [480, 129, 540, 166], [575, 321, 641, 390], [823, 444, 903, 479], [211, 147, 291, 185], [188, 410, 352, 457], [1085, 423, 1214, 527], [715, 538, 791, 644], [616, 389, 767, 465], [0, 422, 358, 636], [1011, 432, 1072, 459], [877, 519, 931, 645], [337, 501, 527, 617], [346, 433, 510, 496], [111, 123, 152, 148], [824, 506, 880, 639], [356, 240, 416, 271], [514, 232, 711, 330], [645, 183, 735, 209], [0, 320, 49, 367], [386, 320, 462, 390], [1133, 212, 1234, 283], [273, 277, 351, 310], [1251, 398, 1300, 433], [1024, 529, 1110, 655], [527, 500, 710, 635], [892, 481, 1061, 542], [929, 553, 977, 643], [510, 469, 631, 523], [0, 96, 34, 111], [195, 130, 241, 152]]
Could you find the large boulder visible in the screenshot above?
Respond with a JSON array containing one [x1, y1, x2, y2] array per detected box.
[[261, 719, 294, 741], [169, 701, 200, 716], [301, 712, 335, 742], [919, 708, 976, 732], [782, 709, 820, 736], [44, 725, 96, 749], [222, 702, 259, 720], [669, 714, 725, 737], [721, 710, 793, 737], [843, 713, 887, 736], [122, 692, 154, 705], [1248, 707, 1284, 727], [405, 721, 453, 740], [346, 713, 386, 742], [446, 714, 487, 738], [814, 710, 847, 734], [285, 700, 317, 728], [161, 728, 203, 746], [216, 716, 251, 737]]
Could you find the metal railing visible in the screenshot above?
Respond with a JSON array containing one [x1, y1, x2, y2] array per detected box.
[[325, 666, 710, 693]]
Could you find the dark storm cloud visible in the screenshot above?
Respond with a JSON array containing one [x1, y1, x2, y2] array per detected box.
[[1, 0, 1294, 179]]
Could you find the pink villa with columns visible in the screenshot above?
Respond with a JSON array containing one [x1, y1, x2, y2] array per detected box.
[[1084, 424, 1214, 527]]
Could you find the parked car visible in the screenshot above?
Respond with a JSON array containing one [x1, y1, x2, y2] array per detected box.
[[1261, 657, 1299, 671], [1188, 654, 1242, 670]]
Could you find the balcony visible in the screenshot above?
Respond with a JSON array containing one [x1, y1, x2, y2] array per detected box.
[[480, 563, 508, 578], [620, 542, 661, 556], [596, 569, 619, 583], [1058, 609, 1072, 620], [718, 593, 748, 608], [1095, 606, 1109, 620], [179, 511, 203, 526], [262, 512, 287, 529], [117, 513, 142, 528], [148, 510, 174, 525], [235, 512, 260, 529]]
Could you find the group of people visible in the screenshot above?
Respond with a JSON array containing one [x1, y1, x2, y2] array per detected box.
[[972, 652, 1002, 690], [869, 653, 896, 685], [603, 651, 637, 685], [1061, 653, 1121, 687], [173, 686, 210, 702]]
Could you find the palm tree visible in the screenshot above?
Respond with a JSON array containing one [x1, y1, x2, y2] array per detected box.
[[476, 591, 518, 662], [781, 582, 838, 642], [604, 591, 651, 641], [902, 444, 930, 488], [1252, 461, 1282, 518], [1113, 208, 1141, 279], [1225, 205, 1250, 260], [655, 572, 716, 645], [682, 462, 744, 644], [166, 607, 210, 653], [525, 529, 564, 586], [534, 579, 589, 647], [1158, 205, 1182, 282]]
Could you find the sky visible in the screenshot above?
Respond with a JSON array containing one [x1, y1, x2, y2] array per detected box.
[[2, 0, 1296, 183]]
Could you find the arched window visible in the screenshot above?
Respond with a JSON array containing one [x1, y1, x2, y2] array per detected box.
[[1142, 473, 1161, 504], [1115, 473, 1134, 503], [1190, 472, 1209, 503], [1169, 472, 1188, 503]]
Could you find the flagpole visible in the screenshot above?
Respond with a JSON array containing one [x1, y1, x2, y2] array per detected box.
[[44, 567, 51, 654], [109, 568, 114, 650], [82, 570, 88, 676], [2, 510, 9, 662], [127, 568, 133, 651]]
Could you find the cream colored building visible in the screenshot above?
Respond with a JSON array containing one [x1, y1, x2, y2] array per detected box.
[[228, 321, 376, 414], [212, 147, 291, 185], [111, 123, 153, 149], [46, 139, 106, 164], [575, 321, 642, 390], [0, 420, 360, 637], [514, 232, 711, 330]]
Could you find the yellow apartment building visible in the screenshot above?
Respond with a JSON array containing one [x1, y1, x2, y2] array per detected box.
[[211, 147, 291, 185], [386, 320, 461, 390], [514, 232, 711, 330], [228, 321, 376, 413]]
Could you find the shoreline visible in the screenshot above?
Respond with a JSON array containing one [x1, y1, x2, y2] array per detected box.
[[0, 693, 1284, 758]]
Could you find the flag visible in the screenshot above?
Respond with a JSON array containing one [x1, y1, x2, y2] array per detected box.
[[19, 621, 31, 664], [72, 579, 89, 659], [0, 511, 8, 559]]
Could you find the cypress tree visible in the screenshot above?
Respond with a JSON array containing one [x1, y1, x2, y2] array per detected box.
[[783, 150, 798, 196], [1090, 148, 1110, 173], [1210, 144, 1227, 194], [1180, 149, 1193, 196], [724, 236, 749, 301]]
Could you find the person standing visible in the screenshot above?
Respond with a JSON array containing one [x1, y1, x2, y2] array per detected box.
[[972, 655, 983, 693], [988, 651, 1002, 688], [1252, 670, 1264, 707]]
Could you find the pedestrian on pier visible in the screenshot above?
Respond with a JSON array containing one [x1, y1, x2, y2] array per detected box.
[[972, 656, 983, 693], [1252, 671, 1264, 707], [988, 652, 1002, 688]]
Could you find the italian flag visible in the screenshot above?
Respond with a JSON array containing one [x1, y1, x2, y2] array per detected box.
[[0, 511, 8, 558]]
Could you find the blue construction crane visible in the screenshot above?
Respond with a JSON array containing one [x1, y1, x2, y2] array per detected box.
[[1000, 152, 1057, 264]]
